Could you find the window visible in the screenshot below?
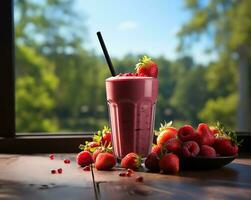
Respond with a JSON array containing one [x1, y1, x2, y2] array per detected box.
[[1, 0, 250, 153]]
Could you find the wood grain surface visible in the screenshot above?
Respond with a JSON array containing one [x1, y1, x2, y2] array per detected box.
[[0, 154, 250, 200]]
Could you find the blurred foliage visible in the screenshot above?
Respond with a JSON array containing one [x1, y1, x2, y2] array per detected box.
[[14, 0, 250, 132], [177, 0, 251, 129], [199, 93, 237, 127], [16, 45, 59, 132]]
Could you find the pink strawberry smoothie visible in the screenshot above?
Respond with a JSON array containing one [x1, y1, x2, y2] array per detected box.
[[106, 76, 158, 158]]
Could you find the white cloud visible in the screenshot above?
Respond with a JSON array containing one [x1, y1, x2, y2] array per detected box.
[[118, 21, 138, 31]]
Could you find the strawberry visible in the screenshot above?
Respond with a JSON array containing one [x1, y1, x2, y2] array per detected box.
[[213, 137, 238, 156], [181, 141, 200, 157], [210, 127, 219, 135], [95, 153, 116, 170], [101, 126, 112, 147], [92, 147, 113, 162], [178, 125, 197, 142], [199, 145, 216, 157], [212, 122, 239, 156], [145, 152, 160, 172], [76, 151, 94, 167], [156, 122, 177, 145], [151, 144, 162, 155], [165, 138, 182, 154], [159, 153, 179, 173], [195, 123, 215, 146], [135, 55, 158, 78], [121, 153, 142, 170], [79, 141, 100, 153], [79, 126, 112, 153], [93, 149, 103, 162]]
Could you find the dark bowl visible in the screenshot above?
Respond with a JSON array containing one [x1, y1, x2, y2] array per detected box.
[[180, 155, 237, 170]]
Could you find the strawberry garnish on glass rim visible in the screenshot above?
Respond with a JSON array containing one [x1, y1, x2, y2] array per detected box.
[[135, 55, 158, 78]]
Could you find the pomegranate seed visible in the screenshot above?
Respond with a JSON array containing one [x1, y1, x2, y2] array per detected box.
[[64, 159, 71, 164], [127, 169, 134, 173], [83, 166, 90, 171], [126, 172, 132, 177], [51, 169, 57, 174], [57, 168, 63, 174], [135, 176, 143, 182], [49, 154, 54, 160], [119, 172, 127, 177]]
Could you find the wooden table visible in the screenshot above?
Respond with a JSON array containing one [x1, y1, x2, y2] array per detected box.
[[0, 154, 250, 200]]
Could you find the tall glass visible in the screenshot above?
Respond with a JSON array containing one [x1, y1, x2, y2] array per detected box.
[[106, 76, 158, 158]]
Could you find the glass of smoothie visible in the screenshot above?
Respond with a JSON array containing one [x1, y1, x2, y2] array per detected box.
[[106, 76, 158, 158]]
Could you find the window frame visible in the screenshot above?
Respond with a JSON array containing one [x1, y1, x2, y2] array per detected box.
[[0, 0, 92, 153], [0, 0, 250, 154]]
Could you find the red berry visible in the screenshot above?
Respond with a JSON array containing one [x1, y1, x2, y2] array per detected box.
[[135, 176, 144, 182], [136, 66, 147, 76], [165, 138, 182, 154], [157, 127, 177, 145], [49, 154, 54, 160], [92, 149, 103, 162], [135, 56, 158, 78], [101, 131, 112, 147], [138, 72, 146, 77], [210, 127, 219, 135], [127, 169, 134, 173], [159, 153, 179, 173], [119, 172, 127, 177], [51, 169, 57, 174], [95, 153, 116, 170], [89, 141, 100, 148], [213, 138, 238, 156], [148, 64, 158, 78], [195, 123, 215, 146], [199, 145, 216, 157], [178, 125, 197, 142], [145, 152, 160, 172], [76, 151, 94, 167], [83, 166, 90, 171], [64, 159, 71, 164], [121, 153, 142, 170], [182, 141, 200, 157], [57, 168, 63, 174], [151, 145, 162, 155], [126, 172, 132, 177]]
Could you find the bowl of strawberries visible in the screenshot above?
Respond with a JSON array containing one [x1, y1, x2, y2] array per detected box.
[[150, 121, 239, 171]]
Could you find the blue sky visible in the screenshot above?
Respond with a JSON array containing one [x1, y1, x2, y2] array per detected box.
[[75, 0, 216, 64]]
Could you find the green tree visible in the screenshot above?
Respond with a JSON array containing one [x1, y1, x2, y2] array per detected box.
[[178, 0, 251, 130], [170, 65, 209, 126], [16, 45, 59, 132]]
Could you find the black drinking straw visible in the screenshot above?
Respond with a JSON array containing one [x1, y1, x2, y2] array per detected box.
[[96, 31, 116, 76]]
